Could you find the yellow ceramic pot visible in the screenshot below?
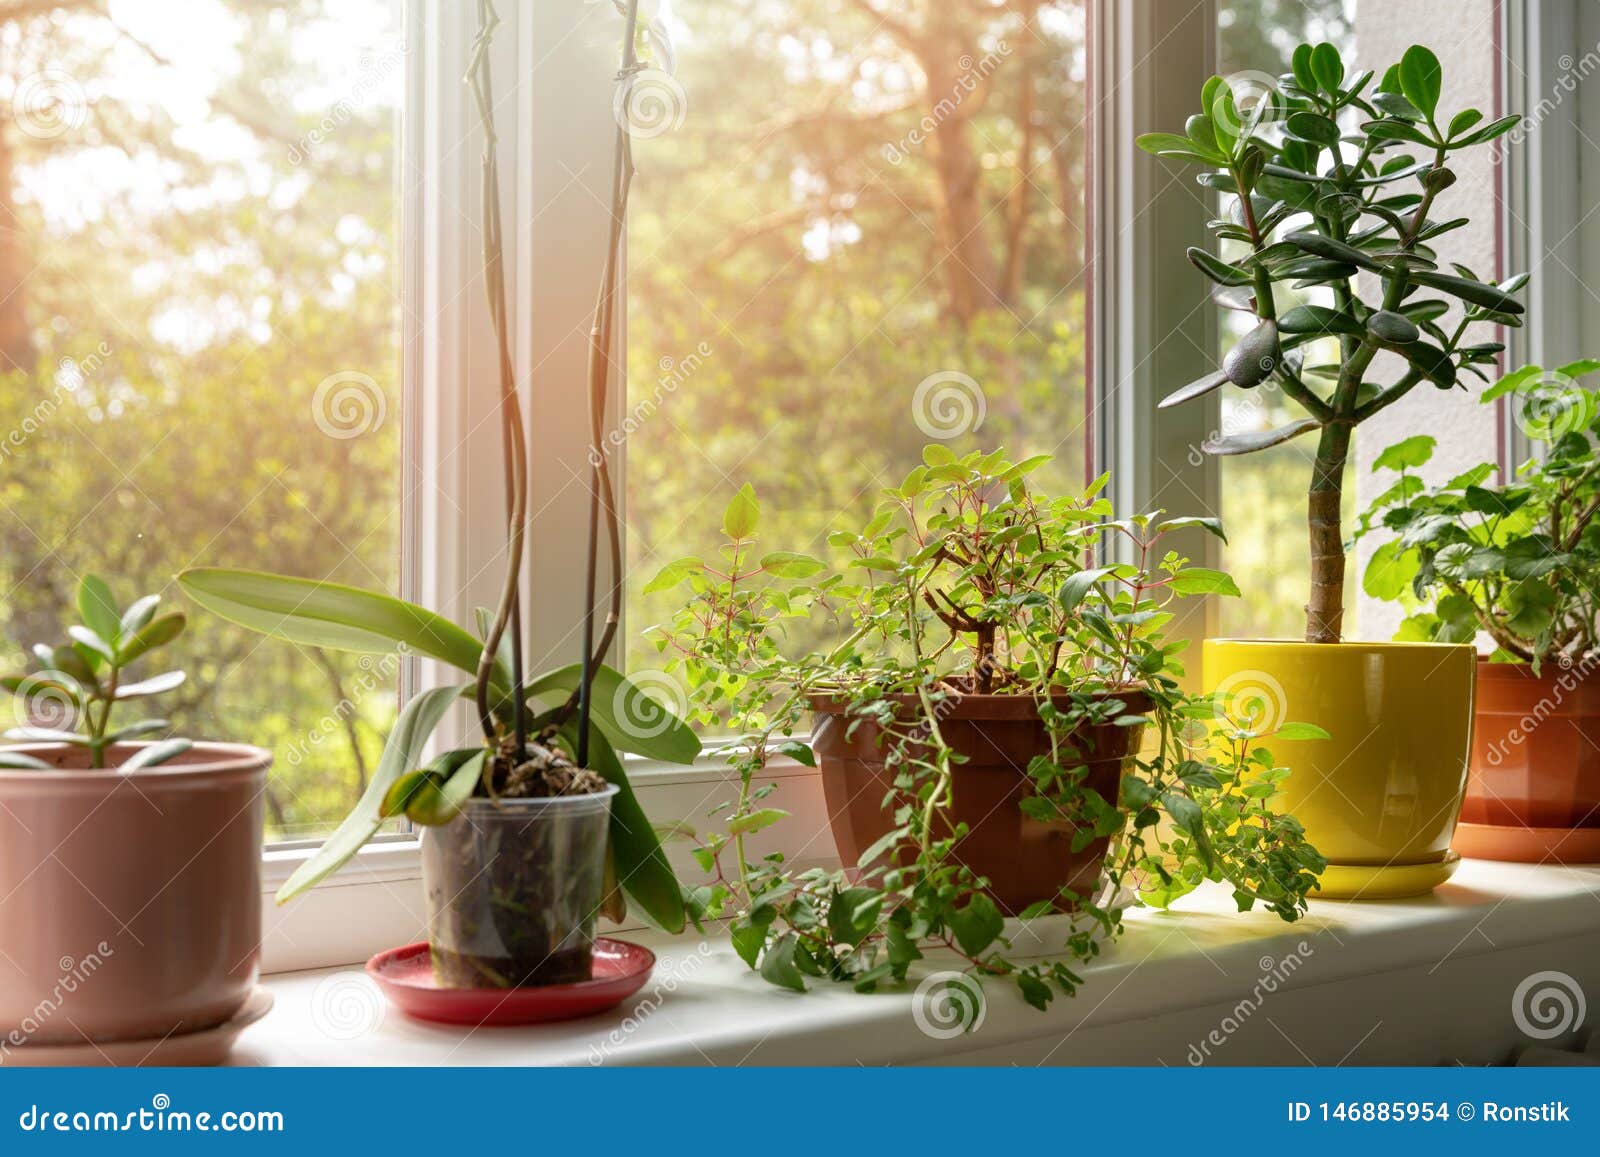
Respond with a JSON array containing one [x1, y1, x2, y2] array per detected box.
[[1202, 639, 1476, 899]]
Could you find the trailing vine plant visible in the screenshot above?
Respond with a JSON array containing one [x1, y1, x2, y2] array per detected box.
[[649, 448, 1326, 1014]]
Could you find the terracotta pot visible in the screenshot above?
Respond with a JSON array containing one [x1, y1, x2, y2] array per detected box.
[[0, 741, 269, 1047], [810, 690, 1150, 916], [1464, 659, 1600, 830]]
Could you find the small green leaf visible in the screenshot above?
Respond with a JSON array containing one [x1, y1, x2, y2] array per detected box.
[[727, 807, 789, 836], [116, 613, 187, 666], [1167, 568, 1241, 597], [0, 750, 53, 769], [758, 933, 807, 992], [949, 893, 1004, 956], [1373, 435, 1436, 472], [642, 556, 704, 594], [1398, 45, 1442, 119], [1272, 722, 1331, 741], [758, 552, 825, 579], [1310, 42, 1345, 93], [722, 483, 760, 539], [77, 576, 122, 648]]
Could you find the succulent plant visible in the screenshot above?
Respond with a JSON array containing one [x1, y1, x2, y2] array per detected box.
[[1138, 42, 1525, 643], [0, 575, 190, 770]]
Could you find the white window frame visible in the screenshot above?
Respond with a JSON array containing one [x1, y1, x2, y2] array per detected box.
[[262, 0, 1557, 972]]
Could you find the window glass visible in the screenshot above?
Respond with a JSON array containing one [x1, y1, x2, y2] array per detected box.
[[623, 1, 1091, 671], [0, 0, 403, 837]]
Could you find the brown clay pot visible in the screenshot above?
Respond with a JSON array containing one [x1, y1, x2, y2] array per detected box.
[[0, 741, 269, 1047], [810, 690, 1149, 915], [1462, 659, 1600, 835]]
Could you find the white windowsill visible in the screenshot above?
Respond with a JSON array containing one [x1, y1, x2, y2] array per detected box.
[[238, 859, 1600, 1066]]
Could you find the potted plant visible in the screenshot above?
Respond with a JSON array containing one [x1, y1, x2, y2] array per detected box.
[[1359, 360, 1600, 862], [1139, 42, 1525, 896], [649, 447, 1325, 1012], [0, 576, 269, 1052], [178, 0, 693, 989]]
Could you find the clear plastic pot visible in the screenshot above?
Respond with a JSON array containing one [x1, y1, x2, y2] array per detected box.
[[421, 786, 618, 989]]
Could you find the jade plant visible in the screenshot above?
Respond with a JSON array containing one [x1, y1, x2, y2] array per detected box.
[[174, 0, 693, 931], [1358, 360, 1600, 671], [0, 575, 190, 770], [1138, 41, 1524, 643], [649, 447, 1325, 1013]]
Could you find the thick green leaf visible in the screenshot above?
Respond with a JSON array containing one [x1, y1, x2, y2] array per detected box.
[[120, 738, 193, 771], [1277, 304, 1361, 336], [0, 750, 53, 769], [1187, 246, 1251, 287], [77, 576, 122, 648], [113, 671, 185, 699], [179, 568, 503, 687], [523, 663, 699, 765], [1202, 419, 1321, 456], [562, 719, 686, 934], [1310, 41, 1344, 93], [67, 626, 115, 665], [119, 595, 160, 640], [276, 682, 469, 903], [116, 613, 186, 666], [1408, 269, 1524, 314], [1157, 369, 1228, 410], [407, 748, 488, 826], [1398, 45, 1441, 119], [1285, 110, 1340, 146]]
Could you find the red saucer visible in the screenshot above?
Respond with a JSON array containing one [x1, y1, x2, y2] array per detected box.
[[366, 938, 655, 1026]]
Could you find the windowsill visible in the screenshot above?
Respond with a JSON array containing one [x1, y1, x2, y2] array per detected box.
[[238, 858, 1600, 1066]]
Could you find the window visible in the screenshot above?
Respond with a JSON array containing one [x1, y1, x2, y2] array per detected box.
[[622, 1, 1092, 675], [0, 0, 404, 838]]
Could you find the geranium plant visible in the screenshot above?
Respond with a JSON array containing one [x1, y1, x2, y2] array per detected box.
[[1137, 41, 1524, 642], [1358, 360, 1600, 671], [649, 447, 1325, 1012]]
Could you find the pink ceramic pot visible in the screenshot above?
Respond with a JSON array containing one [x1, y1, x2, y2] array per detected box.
[[0, 741, 269, 1048]]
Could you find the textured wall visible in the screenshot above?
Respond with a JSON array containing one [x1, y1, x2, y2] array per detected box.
[[1352, 0, 1502, 640]]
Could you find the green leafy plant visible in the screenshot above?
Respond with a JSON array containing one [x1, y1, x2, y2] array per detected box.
[[1358, 360, 1600, 670], [1138, 41, 1524, 644], [173, 0, 693, 931], [0, 574, 190, 770], [650, 447, 1325, 1012]]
